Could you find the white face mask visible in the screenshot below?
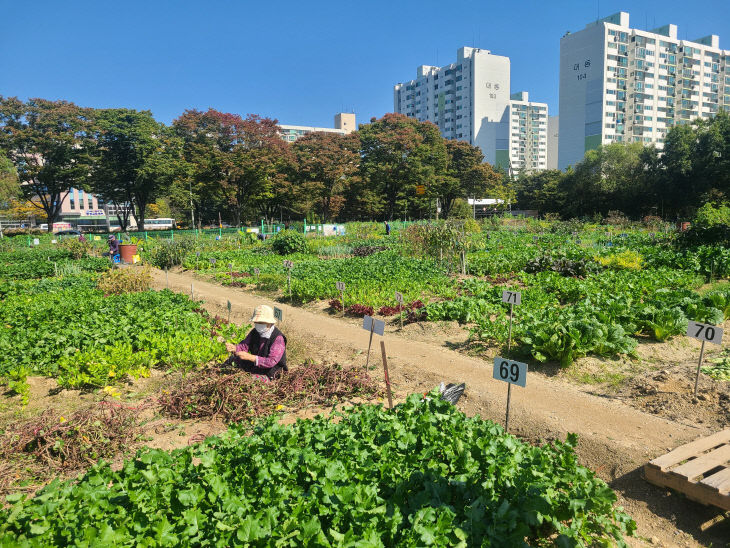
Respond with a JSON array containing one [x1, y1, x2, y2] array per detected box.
[[254, 323, 271, 336]]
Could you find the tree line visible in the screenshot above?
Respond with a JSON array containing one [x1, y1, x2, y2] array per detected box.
[[0, 98, 510, 230], [515, 110, 730, 221], [3, 97, 728, 229]]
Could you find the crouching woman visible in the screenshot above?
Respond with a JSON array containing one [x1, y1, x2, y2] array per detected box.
[[225, 305, 287, 381]]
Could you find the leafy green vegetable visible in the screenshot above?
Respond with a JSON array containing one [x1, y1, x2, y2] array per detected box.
[[0, 394, 636, 546]]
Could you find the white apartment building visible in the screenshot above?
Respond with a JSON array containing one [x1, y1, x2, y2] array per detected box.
[[394, 47, 548, 174], [279, 112, 356, 143], [508, 92, 549, 173], [559, 11, 730, 170]]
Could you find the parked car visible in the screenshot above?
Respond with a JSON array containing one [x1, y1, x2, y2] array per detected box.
[[55, 229, 82, 237]]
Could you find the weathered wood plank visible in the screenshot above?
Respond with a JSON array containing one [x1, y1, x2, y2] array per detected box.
[[670, 444, 730, 480], [648, 429, 730, 471]]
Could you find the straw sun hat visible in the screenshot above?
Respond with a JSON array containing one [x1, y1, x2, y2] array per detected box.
[[251, 305, 276, 324]]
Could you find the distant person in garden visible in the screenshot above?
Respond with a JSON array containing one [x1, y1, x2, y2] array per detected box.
[[225, 305, 287, 381], [384, 221, 390, 235], [105, 234, 119, 258], [78, 233, 86, 242]]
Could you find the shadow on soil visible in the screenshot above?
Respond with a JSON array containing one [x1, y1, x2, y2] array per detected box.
[[611, 466, 730, 546]]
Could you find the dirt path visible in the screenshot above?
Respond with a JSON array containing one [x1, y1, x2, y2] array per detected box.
[[152, 268, 729, 547]]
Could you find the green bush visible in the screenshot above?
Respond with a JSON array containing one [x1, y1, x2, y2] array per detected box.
[[271, 229, 307, 255], [680, 202, 730, 247], [144, 239, 197, 269]]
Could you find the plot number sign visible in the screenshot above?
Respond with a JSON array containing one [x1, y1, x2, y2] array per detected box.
[[362, 315, 385, 336], [395, 291, 404, 304], [210, 258, 216, 265], [687, 322, 723, 345], [273, 307, 283, 322], [502, 290, 521, 306], [336, 281, 346, 291], [493, 357, 527, 388], [253, 267, 260, 275], [283, 260, 293, 269]]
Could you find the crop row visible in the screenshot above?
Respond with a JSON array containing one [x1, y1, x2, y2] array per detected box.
[[0, 394, 635, 546], [0, 274, 248, 393]]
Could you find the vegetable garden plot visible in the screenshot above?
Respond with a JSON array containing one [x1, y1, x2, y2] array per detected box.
[[0, 250, 109, 279], [0, 394, 636, 546], [0, 278, 249, 398], [154, 226, 730, 369]]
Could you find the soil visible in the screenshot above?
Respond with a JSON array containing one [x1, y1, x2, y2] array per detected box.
[[151, 266, 730, 547]]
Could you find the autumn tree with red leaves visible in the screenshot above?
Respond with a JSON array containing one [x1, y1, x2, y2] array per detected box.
[[173, 110, 290, 225], [291, 131, 359, 221]]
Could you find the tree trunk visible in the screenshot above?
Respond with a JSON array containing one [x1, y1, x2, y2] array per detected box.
[[136, 203, 146, 234]]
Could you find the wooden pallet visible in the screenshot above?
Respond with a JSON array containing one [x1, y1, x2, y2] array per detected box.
[[644, 429, 730, 511]]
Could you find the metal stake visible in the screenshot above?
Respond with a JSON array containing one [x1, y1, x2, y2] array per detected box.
[[365, 323, 375, 371], [380, 340, 394, 409], [505, 302, 514, 432], [694, 339, 707, 397], [340, 289, 345, 316], [165, 268, 169, 289], [191, 283, 194, 300]]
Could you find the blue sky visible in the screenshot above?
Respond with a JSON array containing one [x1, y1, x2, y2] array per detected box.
[[2, 0, 729, 127]]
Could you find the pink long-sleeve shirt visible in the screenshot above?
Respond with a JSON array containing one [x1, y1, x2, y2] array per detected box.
[[236, 330, 286, 381]]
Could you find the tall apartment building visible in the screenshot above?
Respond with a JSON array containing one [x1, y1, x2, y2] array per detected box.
[[279, 112, 356, 143], [394, 47, 548, 174], [508, 92, 549, 173], [559, 11, 730, 169]]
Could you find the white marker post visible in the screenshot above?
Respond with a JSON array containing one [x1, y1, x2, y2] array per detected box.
[[191, 283, 194, 301], [380, 340, 394, 409], [229, 263, 234, 284], [395, 290, 404, 330], [165, 267, 169, 289], [501, 289, 522, 432], [687, 321, 724, 396], [362, 315, 385, 371], [283, 260, 294, 300], [336, 281, 346, 315]]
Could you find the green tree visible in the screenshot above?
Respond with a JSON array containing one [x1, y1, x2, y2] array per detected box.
[[0, 153, 19, 205], [561, 142, 652, 218], [0, 97, 94, 230], [91, 109, 180, 231], [359, 114, 447, 220], [514, 169, 566, 214]]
